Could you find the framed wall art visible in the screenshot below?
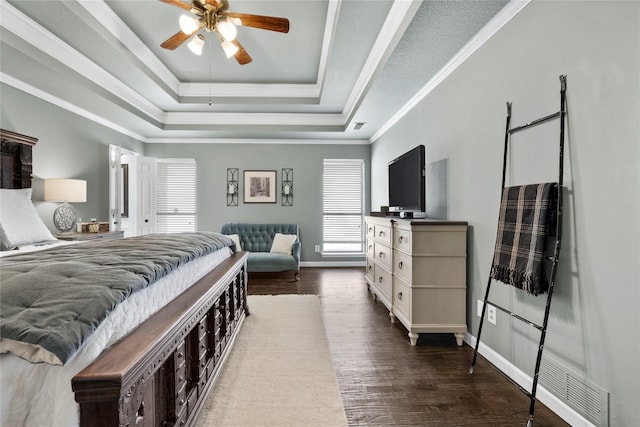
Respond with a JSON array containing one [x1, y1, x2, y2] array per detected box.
[[244, 170, 276, 203]]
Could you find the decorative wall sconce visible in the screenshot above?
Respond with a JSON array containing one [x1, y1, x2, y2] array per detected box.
[[282, 168, 293, 206], [227, 168, 239, 206]]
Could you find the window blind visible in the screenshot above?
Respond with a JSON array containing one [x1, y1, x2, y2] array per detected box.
[[322, 159, 365, 254], [156, 159, 196, 233]]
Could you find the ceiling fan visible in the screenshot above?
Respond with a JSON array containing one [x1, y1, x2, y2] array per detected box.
[[159, 0, 290, 65]]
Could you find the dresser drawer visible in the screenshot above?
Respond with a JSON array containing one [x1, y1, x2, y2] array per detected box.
[[374, 242, 392, 271], [366, 237, 375, 258], [393, 250, 412, 283], [365, 221, 375, 239], [365, 258, 374, 281], [411, 287, 467, 326], [393, 228, 412, 253], [373, 264, 392, 302], [393, 278, 411, 320], [410, 228, 467, 256], [374, 223, 392, 245], [410, 256, 467, 288]]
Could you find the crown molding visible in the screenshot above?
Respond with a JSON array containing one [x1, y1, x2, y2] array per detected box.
[[1, 72, 147, 142], [370, 0, 532, 142], [342, 0, 422, 121], [145, 137, 370, 145], [0, 0, 164, 123], [79, 0, 342, 102], [163, 111, 344, 126]]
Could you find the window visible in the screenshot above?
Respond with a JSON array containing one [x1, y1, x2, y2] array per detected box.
[[322, 159, 365, 255], [156, 159, 197, 233]]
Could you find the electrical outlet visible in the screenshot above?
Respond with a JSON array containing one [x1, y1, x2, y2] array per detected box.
[[477, 300, 483, 317], [488, 305, 497, 325], [314, 245, 320, 253]]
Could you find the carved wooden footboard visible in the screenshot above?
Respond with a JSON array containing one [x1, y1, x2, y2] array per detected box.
[[72, 251, 249, 427]]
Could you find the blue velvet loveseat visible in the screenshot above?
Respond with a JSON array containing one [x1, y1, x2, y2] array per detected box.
[[220, 223, 300, 280]]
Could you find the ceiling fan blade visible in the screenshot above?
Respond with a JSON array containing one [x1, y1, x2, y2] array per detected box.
[[224, 12, 289, 33], [232, 40, 252, 65], [161, 30, 195, 50], [159, 0, 192, 11]]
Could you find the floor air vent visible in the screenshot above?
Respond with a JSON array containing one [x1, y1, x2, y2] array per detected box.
[[539, 356, 609, 426]]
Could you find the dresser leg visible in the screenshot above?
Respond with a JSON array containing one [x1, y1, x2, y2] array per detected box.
[[389, 311, 396, 323], [454, 333, 464, 347], [408, 332, 419, 346]]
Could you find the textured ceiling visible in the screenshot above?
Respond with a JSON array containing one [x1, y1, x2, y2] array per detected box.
[[0, 0, 512, 143]]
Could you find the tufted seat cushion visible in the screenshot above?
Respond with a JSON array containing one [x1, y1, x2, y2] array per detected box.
[[220, 223, 300, 277]]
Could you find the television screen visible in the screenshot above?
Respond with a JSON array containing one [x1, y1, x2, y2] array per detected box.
[[388, 145, 425, 212]]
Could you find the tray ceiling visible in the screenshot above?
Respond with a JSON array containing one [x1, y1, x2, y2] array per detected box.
[[0, 0, 517, 143]]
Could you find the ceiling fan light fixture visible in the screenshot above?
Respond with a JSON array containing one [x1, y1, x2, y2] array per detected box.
[[221, 39, 239, 58], [188, 34, 205, 55], [217, 20, 237, 41], [179, 14, 200, 35]]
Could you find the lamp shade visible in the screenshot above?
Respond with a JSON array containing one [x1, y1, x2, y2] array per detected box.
[[179, 14, 199, 35], [221, 39, 239, 58], [44, 179, 87, 203], [188, 34, 205, 56]]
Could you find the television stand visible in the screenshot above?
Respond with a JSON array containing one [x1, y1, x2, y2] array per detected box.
[[365, 216, 468, 346]]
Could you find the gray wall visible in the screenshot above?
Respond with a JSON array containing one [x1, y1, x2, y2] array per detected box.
[[371, 2, 639, 425], [1, 84, 144, 230], [144, 143, 370, 263], [1, 86, 370, 264]]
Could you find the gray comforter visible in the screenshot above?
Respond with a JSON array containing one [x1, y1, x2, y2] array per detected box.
[[0, 232, 235, 365]]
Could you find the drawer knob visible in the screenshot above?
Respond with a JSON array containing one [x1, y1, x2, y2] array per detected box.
[[398, 261, 403, 269], [378, 231, 385, 237], [378, 276, 383, 283], [397, 291, 403, 301], [368, 245, 373, 251], [368, 227, 373, 233], [378, 252, 384, 258], [178, 399, 185, 406], [398, 236, 403, 243], [368, 265, 372, 271]]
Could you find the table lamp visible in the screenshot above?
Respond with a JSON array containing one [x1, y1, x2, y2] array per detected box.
[[44, 178, 87, 232]]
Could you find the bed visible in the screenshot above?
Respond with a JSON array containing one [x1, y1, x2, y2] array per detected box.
[[0, 129, 249, 427]]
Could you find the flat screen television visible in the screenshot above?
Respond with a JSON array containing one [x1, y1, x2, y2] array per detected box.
[[388, 145, 425, 213]]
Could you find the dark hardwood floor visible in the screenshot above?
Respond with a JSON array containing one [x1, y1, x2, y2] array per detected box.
[[247, 268, 569, 427]]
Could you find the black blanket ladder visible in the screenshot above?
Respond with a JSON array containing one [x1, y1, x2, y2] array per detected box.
[[470, 75, 567, 427]]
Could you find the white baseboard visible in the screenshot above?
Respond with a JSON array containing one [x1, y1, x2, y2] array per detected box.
[[464, 332, 595, 427], [300, 261, 366, 268]]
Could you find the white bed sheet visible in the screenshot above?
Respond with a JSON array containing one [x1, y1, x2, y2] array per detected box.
[[0, 239, 77, 257], [0, 244, 232, 427]]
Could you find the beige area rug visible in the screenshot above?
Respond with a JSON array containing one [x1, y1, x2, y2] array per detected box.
[[196, 295, 348, 427]]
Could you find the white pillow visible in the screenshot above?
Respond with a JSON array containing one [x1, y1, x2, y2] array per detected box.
[[270, 233, 297, 255], [0, 188, 55, 250], [228, 233, 242, 251]]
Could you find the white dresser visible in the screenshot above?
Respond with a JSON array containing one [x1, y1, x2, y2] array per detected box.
[[365, 216, 468, 346]]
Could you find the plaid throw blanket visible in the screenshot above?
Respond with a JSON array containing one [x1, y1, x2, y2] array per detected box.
[[490, 183, 558, 296]]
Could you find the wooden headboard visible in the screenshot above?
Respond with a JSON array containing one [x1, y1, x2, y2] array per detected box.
[[0, 129, 38, 189]]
